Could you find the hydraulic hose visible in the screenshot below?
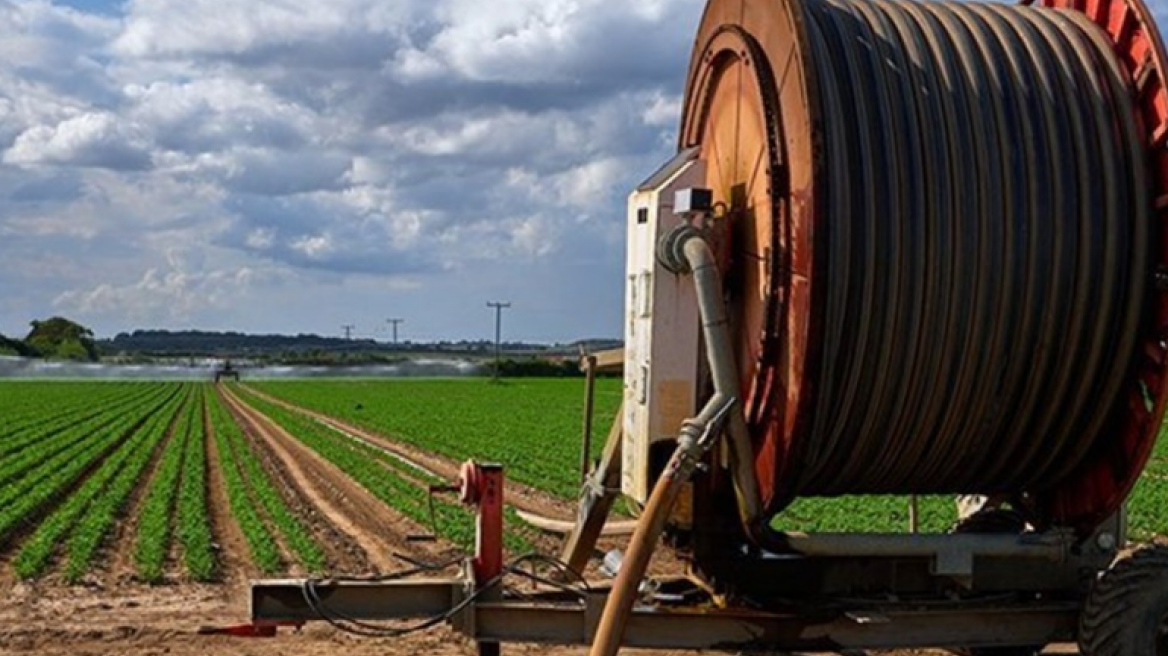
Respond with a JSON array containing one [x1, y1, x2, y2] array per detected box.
[[590, 226, 754, 656]]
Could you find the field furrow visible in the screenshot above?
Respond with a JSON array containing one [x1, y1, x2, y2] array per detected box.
[[11, 385, 185, 579]]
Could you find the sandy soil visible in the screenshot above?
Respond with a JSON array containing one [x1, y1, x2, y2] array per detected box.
[[0, 574, 1069, 656], [220, 388, 460, 573], [0, 389, 1078, 656], [237, 386, 577, 522]]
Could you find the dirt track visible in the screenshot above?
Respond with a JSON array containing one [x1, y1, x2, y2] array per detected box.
[[237, 385, 577, 522], [220, 387, 456, 573], [0, 389, 1075, 656]]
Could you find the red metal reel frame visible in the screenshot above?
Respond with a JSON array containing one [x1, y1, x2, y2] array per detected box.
[[677, 0, 825, 515], [1024, 0, 1168, 532]]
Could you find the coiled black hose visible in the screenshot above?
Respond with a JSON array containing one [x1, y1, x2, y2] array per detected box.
[[794, 0, 1150, 497]]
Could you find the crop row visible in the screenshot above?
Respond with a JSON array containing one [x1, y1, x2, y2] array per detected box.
[[0, 385, 176, 491], [0, 385, 180, 548], [250, 379, 622, 498], [0, 383, 142, 448], [0, 384, 162, 462], [13, 385, 187, 580], [210, 389, 326, 573], [175, 388, 215, 580], [236, 390, 532, 552], [205, 389, 283, 574], [0, 382, 140, 430], [134, 386, 199, 582]]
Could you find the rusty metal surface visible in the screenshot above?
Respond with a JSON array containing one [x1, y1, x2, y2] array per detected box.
[[251, 577, 1079, 651], [680, 0, 1168, 533]]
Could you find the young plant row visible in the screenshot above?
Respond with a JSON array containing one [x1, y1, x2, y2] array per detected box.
[[133, 386, 199, 583], [251, 379, 622, 499], [175, 389, 215, 581], [0, 383, 145, 452], [0, 382, 140, 430], [0, 385, 180, 547], [13, 385, 187, 579], [205, 390, 283, 575], [0, 384, 174, 485], [210, 390, 326, 573], [238, 392, 532, 553]]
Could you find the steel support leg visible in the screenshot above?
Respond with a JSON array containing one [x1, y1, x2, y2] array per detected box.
[[561, 403, 624, 575]]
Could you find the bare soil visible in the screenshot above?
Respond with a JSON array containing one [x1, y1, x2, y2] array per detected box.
[[0, 387, 1079, 656], [223, 391, 371, 574], [0, 574, 1068, 656], [220, 388, 459, 572], [238, 386, 577, 522]]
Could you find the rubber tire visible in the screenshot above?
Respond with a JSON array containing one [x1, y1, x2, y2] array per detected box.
[[949, 509, 1042, 656], [1079, 545, 1168, 656]]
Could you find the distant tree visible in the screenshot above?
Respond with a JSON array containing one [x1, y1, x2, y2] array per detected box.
[[25, 317, 99, 361]]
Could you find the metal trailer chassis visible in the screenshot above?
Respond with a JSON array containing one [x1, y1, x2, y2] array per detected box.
[[248, 460, 1149, 654]]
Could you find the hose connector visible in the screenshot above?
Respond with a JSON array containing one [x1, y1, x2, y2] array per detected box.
[[656, 223, 703, 275]]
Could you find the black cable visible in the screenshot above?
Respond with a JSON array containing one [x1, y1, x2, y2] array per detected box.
[[300, 553, 591, 638]]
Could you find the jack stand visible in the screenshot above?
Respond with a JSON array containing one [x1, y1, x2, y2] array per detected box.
[[457, 461, 505, 656]]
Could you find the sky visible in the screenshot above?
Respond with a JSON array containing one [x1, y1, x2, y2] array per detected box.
[[3, 0, 1168, 344], [0, 0, 702, 343]]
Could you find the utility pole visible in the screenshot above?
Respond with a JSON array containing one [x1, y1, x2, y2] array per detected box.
[[342, 324, 355, 340], [486, 301, 511, 381], [386, 318, 404, 345]]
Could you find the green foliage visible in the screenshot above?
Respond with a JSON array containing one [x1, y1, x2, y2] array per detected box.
[[175, 389, 215, 581], [772, 495, 958, 533], [0, 385, 175, 547], [209, 388, 325, 572], [251, 378, 622, 498], [1127, 422, 1168, 542], [494, 357, 582, 378], [0, 332, 35, 357], [24, 316, 98, 361], [12, 386, 183, 579], [134, 387, 197, 583], [63, 391, 186, 582], [205, 390, 282, 575], [240, 392, 532, 552]]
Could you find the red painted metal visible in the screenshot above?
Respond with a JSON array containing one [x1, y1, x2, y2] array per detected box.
[[678, 0, 822, 511], [679, 0, 1168, 534], [1027, 0, 1168, 532], [197, 621, 302, 637], [459, 461, 504, 584]]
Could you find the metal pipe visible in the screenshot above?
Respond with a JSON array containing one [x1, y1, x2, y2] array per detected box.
[[588, 404, 725, 656], [683, 238, 765, 526], [778, 532, 1067, 560], [580, 354, 597, 485], [591, 225, 765, 656]]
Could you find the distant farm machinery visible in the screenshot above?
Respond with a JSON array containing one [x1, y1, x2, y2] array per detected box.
[[213, 360, 240, 383]]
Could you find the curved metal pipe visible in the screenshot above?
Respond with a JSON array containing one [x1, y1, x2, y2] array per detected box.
[[590, 226, 774, 656]]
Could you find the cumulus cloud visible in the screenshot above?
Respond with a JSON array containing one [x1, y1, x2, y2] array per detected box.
[[6, 112, 152, 169], [0, 0, 703, 339], [54, 264, 261, 323]]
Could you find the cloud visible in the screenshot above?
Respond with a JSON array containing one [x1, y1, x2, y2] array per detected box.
[[0, 0, 704, 339], [6, 112, 152, 169], [53, 262, 274, 325]]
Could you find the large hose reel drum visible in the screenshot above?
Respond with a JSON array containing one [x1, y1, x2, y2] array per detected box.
[[680, 0, 1168, 532]]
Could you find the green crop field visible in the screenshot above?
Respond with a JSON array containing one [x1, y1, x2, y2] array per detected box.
[[0, 378, 1164, 583], [250, 378, 624, 498]]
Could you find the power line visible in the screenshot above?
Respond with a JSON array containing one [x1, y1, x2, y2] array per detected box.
[[342, 324, 355, 340], [486, 301, 511, 381], [386, 318, 404, 344]]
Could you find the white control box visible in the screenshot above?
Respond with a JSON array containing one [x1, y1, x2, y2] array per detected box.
[[622, 149, 704, 502]]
